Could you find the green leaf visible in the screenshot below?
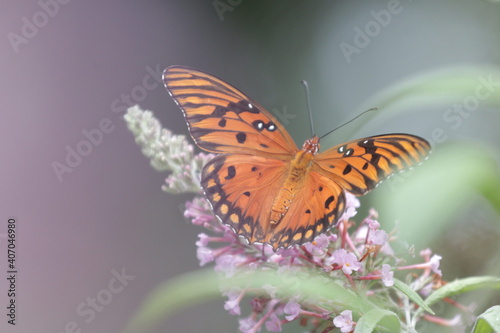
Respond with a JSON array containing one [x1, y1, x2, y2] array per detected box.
[[425, 276, 500, 307], [472, 306, 500, 333], [351, 65, 500, 134], [122, 268, 378, 333], [414, 276, 500, 318], [392, 278, 434, 315], [354, 308, 400, 333], [374, 142, 500, 248], [222, 269, 376, 314]]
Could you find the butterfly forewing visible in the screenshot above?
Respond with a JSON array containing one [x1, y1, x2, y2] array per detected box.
[[313, 134, 431, 195], [163, 66, 298, 159]]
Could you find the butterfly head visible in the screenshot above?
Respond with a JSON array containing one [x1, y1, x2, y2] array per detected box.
[[302, 136, 320, 155]]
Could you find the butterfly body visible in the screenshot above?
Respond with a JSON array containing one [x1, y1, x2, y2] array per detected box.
[[163, 65, 431, 250], [269, 136, 319, 226]]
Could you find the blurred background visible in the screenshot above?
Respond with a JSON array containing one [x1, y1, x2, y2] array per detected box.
[[1, 1, 500, 332]]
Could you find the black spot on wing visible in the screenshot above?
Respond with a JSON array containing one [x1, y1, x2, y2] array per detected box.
[[253, 120, 265, 131], [325, 195, 335, 209], [236, 132, 246, 144], [344, 148, 354, 157], [343, 164, 352, 175], [266, 122, 277, 131], [225, 165, 236, 180], [218, 118, 227, 127]]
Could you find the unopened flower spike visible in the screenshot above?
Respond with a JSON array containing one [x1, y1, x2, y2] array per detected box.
[[124, 105, 214, 193]]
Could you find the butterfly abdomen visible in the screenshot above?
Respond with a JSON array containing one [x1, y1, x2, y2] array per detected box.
[[269, 137, 320, 226]]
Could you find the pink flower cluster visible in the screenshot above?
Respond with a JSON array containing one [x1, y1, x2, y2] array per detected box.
[[184, 191, 455, 333]]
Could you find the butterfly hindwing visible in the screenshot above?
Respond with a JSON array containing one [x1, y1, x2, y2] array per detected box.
[[201, 153, 288, 245], [265, 172, 346, 249], [313, 134, 431, 195], [201, 153, 347, 249], [163, 66, 298, 159]]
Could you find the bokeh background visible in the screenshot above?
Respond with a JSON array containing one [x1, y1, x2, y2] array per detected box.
[[1, 1, 500, 332]]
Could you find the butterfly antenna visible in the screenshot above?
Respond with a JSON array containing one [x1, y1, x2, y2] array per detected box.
[[319, 107, 378, 140], [301, 80, 315, 137]]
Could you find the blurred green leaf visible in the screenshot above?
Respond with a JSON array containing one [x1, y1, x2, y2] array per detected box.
[[413, 276, 500, 318], [472, 305, 500, 333], [352, 65, 500, 133], [222, 269, 375, 313], [374, 142, 500, 248], [424, 276, 500, 307], [393, 278, 434, 314], [354, 308, 400, 333], [123, 268, 381, 333]]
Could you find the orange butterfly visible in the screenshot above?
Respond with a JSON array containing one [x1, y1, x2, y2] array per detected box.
[[163, 66, 431, 250]]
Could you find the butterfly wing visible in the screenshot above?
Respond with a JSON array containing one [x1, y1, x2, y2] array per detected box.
[[201, 154, 288, 244], [264, 171, 346, 249], [163, 65, 298, 159], [313, 134, 431, 195], [202, 153, 346, 249]]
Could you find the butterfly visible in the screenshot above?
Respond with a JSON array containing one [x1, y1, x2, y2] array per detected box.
[[163, 65, 431, 250]]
